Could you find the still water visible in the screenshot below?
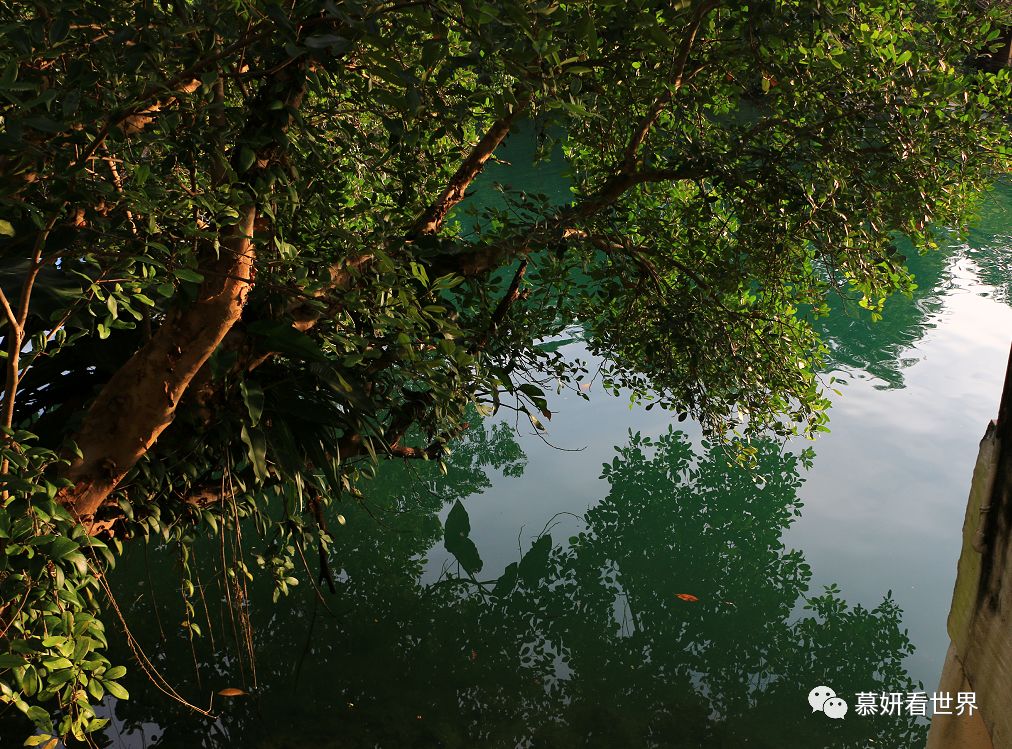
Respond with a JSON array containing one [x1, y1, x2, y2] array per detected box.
[[87, 168, 1012, 747]]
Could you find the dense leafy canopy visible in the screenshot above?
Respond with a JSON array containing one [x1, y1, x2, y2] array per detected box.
[[0, 0, 1009, 740]]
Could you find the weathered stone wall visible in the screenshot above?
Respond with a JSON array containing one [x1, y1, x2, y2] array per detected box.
[[928, 348, 1012, 748]]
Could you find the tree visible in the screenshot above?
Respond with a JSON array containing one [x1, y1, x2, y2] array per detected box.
[[0, 0, 1008, 740]]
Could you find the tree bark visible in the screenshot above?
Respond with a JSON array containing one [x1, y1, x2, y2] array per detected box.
[[409, 93, 531, 237], [55, 50, 308, 526], [58, 210, 256, 524]]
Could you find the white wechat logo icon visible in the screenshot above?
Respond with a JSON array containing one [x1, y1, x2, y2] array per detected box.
[[808, 685, 848, 719]]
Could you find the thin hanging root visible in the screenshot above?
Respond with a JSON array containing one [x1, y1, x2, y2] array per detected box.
[[83, 550, 215, 718], [67, 502, 214, 717], [225, 466, 257, 687], [191, 550, 217, 651], [142, 541, 167, 642], [178, 541, 202, 688], [218, 466, 250, 689], [317, 538, 337, 594], [294, 538, 336, 613]]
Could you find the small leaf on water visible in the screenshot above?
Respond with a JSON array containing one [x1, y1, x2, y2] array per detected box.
[[217, 687, 248, 697], [336, 514, 347, 526]]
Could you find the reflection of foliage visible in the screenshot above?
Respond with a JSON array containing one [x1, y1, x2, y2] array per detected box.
[[82, 429, 923, 748], [966, 179, 1012, 308], [815, 239, 951, 389], [816, 179, 1012, 388], [510, 432, 924, 748]]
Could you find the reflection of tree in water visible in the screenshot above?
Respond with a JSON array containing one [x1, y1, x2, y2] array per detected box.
[[815, 240, 951, 389], [817, 179, 1012, 388], [965, 179, 1012, 308], [96, 427, 925, 749], [526, 431, 925, 748]]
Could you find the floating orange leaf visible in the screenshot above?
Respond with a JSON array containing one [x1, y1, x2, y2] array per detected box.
[[217, 688, 248, 697], [675, 593, 699, 602]]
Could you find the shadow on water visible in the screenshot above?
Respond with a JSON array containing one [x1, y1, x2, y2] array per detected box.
[[82, 420, 926, 748], [815, 241, 951, 390]]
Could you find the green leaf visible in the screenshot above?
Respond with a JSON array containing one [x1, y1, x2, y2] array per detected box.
[[238, 146, 256, 173], [25, 705, 51, 726], [173, 268, 204, 284], [240, 380, 265, 427], [246, 320, 328, 363], [240, 424, 268, 482], [48, 536, 78, 559], [24, 735, 57, 748], [0, 653, 25, 668], [518, 383, 544, 399], [304, 34, 345, 49], [102, 680, 129, 700]]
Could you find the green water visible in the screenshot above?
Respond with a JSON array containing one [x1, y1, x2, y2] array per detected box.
[[36, 159, 1012, 747]]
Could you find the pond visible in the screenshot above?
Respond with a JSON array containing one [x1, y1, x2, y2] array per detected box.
[[70, 165, 1012, 747]]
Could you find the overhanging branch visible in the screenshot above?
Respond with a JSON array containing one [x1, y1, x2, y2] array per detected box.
[[409, 91, 533, 237]]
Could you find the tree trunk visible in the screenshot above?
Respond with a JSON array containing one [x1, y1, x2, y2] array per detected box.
[[58, 210, 256, 523]]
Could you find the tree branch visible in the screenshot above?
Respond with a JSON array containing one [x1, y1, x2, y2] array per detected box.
[[59, 207, 259, 526], [409, 93, 532, 236], [433, 163, 708, 279], [620, 0, 719, 172], [471, 257, 528, 352], [388, 442, 444, 459], [58, 43, 323, 527], [0, 289, 16, 331], [300, 88, 532, 319], [2, 210, 60, 435]]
